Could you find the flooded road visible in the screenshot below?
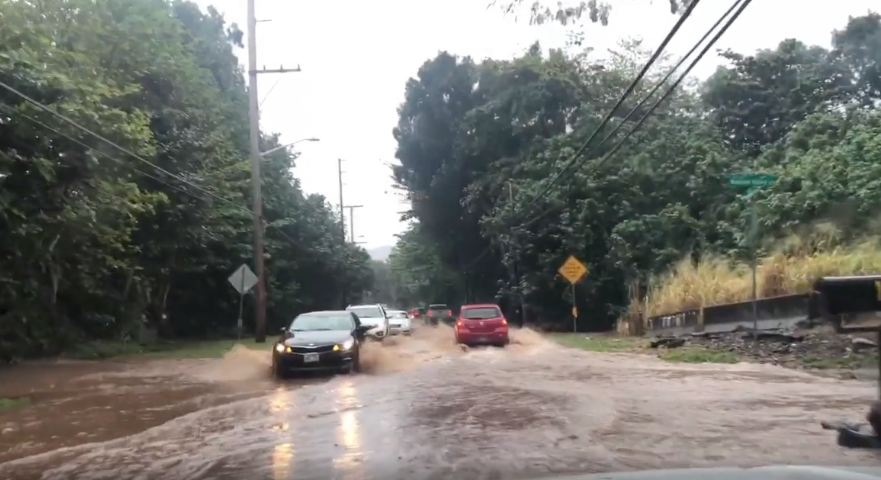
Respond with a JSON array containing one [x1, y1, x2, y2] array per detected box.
[[1, 327, 879, 480]]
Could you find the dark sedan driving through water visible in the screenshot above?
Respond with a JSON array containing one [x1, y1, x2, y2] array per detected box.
[[272, 310, 370, 378]]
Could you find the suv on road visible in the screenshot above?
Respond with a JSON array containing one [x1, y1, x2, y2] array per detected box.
[[426, 304, 454, 326], [345, 304, 389, 340]]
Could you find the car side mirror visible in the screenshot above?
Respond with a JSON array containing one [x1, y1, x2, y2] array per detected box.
[[353, 325, 369, 338]]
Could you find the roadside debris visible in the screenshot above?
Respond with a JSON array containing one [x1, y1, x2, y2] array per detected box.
[[648, 326, 878, 373], [649, 337, 685, 349]]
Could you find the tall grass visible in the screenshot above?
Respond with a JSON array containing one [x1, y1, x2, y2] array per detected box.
[[634, 224, 881, 319]]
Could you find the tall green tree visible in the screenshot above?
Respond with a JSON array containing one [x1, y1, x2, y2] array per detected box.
[[390, 11, 881, 329], [0, 0, 372, 358]]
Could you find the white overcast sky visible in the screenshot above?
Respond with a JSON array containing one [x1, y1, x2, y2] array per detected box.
[[195, 0, 877, 249]]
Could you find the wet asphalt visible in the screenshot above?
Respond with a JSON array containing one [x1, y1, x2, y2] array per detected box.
[[1, 327, 879, 480]]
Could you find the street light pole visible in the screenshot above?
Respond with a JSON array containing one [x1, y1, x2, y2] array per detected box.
[[259, 137, 320, 158]]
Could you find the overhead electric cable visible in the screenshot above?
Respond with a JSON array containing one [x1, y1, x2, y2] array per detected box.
[[1, 103, 311, 249], [0, 79, 238, 207], [509, 0, 702, 222], [515, 0, 753, 231], [458, 0, 702, 273]]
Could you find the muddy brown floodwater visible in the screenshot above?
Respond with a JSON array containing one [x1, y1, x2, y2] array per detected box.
[[1, 326, 880, 480]]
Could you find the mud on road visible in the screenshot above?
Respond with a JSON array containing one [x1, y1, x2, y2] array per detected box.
[[1, 327, 879, 480]]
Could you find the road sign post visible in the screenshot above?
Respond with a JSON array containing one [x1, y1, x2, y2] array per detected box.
[[558, 255, 588, 333], [728, 173, 778, 336], [228, 264, 258, 339]]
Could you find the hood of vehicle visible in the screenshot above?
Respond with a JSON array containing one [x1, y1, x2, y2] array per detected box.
[[283, 330, 352, 346], [544, 466, 881, 480]]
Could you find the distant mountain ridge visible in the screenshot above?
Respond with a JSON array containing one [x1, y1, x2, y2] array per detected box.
[[367, 245, 393, 261]]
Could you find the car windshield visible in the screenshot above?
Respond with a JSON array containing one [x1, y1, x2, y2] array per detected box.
[[290, 314, 353, 331], [348, 306, 383, 318], [390, 312, 408, 318], [429, 304, 448, 311], [462, 307, 501, 320]]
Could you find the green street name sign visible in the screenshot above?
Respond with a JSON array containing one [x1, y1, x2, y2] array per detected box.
[[728, 173, 778, 187]]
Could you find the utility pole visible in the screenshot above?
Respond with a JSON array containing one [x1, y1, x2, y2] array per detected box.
[[337, 158, 347, 308], [337, 159, 346, 237], [247, 0, 301, 343], [345, 205, 363, 243]]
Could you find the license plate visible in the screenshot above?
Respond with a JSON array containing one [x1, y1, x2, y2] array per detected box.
[[304, 353, 319, 363], [478, 336, 488, 342]]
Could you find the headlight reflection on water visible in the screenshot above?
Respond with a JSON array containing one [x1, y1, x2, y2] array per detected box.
[[270, 386, 295, 480], [268, 380, 363, 480], [334, 381, 364, 480], [272, 442, 294, 480]]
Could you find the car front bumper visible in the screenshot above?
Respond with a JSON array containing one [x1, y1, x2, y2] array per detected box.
[[389, 323, 411, 335], [456, 330, 509, 346], [275, 349, 356, 372], [365, 325, 387, 339]]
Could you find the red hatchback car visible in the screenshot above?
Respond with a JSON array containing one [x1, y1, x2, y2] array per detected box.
[[455, 303, 509, 347]]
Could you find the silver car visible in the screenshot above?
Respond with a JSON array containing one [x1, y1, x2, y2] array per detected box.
[[345, 304, 389, 340], [386, 310, 412, 336]]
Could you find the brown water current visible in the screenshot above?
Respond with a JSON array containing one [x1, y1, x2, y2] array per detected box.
[[1, 326, 879, 480]]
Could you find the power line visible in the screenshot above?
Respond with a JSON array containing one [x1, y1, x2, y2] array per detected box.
[[508, 0, 702, 225], [1, 103, 310, 250], [516, 0, 752, 231], [583, 0, 746, 171], [259, 76, 283, 108], [1, 105, 203, 201], [458, 0, 702, 274], [0, 79, 242, 209]]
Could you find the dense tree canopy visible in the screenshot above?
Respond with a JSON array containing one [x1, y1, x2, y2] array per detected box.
[[0, 0, 373, 358], [495, 0, 690, 26], [387, 12, 881, 330]]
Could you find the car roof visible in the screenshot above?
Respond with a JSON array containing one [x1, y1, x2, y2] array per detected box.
[[461, 303, 500, 309], [299, 310, 351, 316], [346, 304, 382, 309], [428, 304, 448, 307]]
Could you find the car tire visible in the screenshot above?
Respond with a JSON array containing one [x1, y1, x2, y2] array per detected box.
[[272, 357, 287, 380]]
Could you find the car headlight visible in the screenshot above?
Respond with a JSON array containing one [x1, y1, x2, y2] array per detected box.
[[274, 343, 286, 353], [335, 338, 355, 351]]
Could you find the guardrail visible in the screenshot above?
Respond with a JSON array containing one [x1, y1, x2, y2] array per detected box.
[[644, 308, 701, 336], [644, 293, 810, 335]]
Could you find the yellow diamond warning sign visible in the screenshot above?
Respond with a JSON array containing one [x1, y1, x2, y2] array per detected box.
[[558, 255, 587, 284]]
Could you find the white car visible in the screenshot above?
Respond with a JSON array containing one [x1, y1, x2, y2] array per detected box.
[[386, 310, 412, 336], [345, 304, 389, 340]]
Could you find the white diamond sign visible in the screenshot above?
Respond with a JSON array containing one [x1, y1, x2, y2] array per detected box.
[[228, 264, 258, 295]]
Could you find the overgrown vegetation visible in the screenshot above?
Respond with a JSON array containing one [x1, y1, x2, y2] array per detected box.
[[550, 334, 646, 352], [378, 12, 881, 331], [0, 0, 373, 359], [0, 397, 31, 412], [642, 227, 881, 316]]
